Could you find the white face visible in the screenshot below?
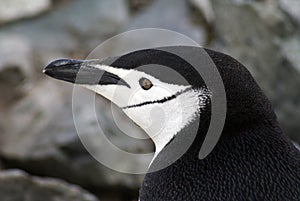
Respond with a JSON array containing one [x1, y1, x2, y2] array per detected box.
[[83, 64, 206, 156]]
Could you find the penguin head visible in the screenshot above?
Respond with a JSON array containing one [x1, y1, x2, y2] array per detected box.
[[44, 48, 211, 155], [44, 46, 277, 159]]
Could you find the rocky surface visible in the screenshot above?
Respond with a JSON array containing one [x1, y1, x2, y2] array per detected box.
[[127, 0, 206, 44], [189, 0, 215, 23], [279, 0, 300, 26], [0, 35, 34, 107], [0, 0, 51, 25], [0, 169, 99, 201], [127, 0, 154, 13], [0, 0, 129, 64]]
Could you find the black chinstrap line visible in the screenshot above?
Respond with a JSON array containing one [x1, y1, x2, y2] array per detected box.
[[121, 86, 195, 110]]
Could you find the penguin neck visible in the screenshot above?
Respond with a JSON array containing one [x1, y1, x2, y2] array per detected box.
[[149, 87, 211, 162], [148, 99, 211, 172], [150, 88, 203, 157]]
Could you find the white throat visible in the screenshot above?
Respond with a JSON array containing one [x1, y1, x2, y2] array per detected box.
[[123, 88, 209, 159]]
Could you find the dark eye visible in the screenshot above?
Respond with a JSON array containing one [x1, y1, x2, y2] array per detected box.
[[139, 77, 153, 90]]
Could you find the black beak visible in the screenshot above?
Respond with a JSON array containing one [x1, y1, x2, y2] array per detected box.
[[43, 59, 130, 88]]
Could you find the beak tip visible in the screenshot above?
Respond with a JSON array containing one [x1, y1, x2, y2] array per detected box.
[[43, 58, 81, 78], [43, 64, 54, 77]]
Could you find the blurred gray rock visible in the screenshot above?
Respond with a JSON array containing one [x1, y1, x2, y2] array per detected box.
[[0, 169, 99, 201], [0, 80, 68, 158], [0, 0, 51, 25], [0, 0, 129, 65], [127, 0, 154, 13], [0, 79, 152, 190], [189, 0, 215, 23], [279, 0, 300, 26], [127, 0, 205, 44], [281, 35, 300, 73], [210, 0, 300, 142], [0, 35, 34, 106]]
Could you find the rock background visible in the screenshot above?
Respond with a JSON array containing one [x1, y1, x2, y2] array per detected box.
[[0, 170, 99, 201], [0, 0, 299, 201]]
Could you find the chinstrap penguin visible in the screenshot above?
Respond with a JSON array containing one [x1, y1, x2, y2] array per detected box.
[[43, 46, 300, 201]]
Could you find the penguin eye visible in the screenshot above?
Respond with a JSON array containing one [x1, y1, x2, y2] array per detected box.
[[139, 77, 153, 90]]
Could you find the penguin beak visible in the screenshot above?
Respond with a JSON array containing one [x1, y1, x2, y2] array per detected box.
[[43, 59, 130, 88]]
